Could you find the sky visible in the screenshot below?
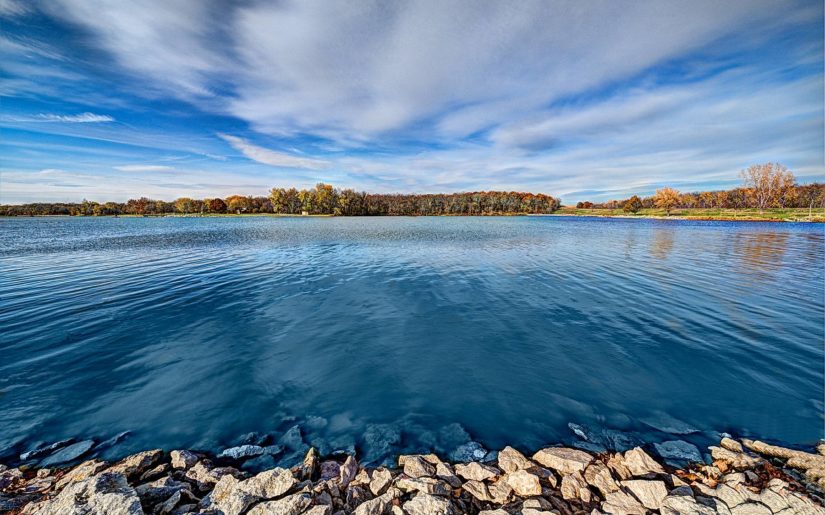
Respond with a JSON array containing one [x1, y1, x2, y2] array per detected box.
[[0, 0, 823, 204]]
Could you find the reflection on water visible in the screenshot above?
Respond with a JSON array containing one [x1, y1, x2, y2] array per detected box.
[[0, 216, 822, 461], [734, 232, 789, 274]]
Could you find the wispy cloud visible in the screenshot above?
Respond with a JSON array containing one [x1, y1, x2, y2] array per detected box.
[[218, 133, 329, 170], [114, 164, 174, 172], [1, 112, 115, 123]]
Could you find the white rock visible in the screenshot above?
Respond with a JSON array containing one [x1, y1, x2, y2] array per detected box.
[[170, 450, 197, 469], [247, 492, 312, 515], [622, 447, 665, 476]]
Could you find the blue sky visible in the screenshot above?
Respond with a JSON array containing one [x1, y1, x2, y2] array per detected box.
[[1, 0, 822, 204]]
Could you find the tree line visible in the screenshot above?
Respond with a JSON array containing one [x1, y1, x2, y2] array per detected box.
[[575, 163, 825, 214], [0, 185, 561, 216]]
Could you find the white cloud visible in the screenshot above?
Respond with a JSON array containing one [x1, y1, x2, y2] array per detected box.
[[114, 164, 174, 172], [218, 133, 329, 170]]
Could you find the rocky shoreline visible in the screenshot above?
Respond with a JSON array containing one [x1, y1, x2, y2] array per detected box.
[[2, 435, 824, 515]]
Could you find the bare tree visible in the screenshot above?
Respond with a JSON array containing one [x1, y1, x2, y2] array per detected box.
[[740, 163, 795, 212]]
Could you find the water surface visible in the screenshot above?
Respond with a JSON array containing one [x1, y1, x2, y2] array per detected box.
[[1, 216, 822, 462]]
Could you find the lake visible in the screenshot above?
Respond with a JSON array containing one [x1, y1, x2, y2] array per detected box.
[[0, 216, 822, 464]]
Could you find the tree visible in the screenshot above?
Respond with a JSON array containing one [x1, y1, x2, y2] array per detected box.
[[175, 197, 194, 214], [740, 163, 795, 212], [653, 187, 680, 215], [623, 195, 643, 214], [207, 198, 227, 213]]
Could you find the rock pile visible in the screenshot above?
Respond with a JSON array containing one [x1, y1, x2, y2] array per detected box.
[[1, 436, 823, 514]]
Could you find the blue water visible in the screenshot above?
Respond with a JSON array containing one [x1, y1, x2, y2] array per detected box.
[[0, 216, 822, 463]]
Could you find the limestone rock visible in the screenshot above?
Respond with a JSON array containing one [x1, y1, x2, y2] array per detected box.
[[461, 480, 491, 502], [304, 506, 332, 515], [602, 489, 647, 515], [729, 503, 773, 515], [184, 460, 238, 491], [134, 476, 190, 506], [710, 447, 761, 469], [339, 456, 358, 487], [32, 472, 142, 515], [455, 461, 499, 481], [622, 448, 665, 477], [203, 467, 296, 515], [169, 450, 198, 469], [505, 469, 541, 496], [660, 491, 717, 515], [559, 471, 590, 503], [497, 446, 533, 474], [369, 467, 393, 496], [353, 488, 400, 515], [621, 479, 667, 509], [487, 478, 513, 504], [532, 447, 593, 475], [402, 493, 454, 515], [721, 438, 744, 453], [584, 461, 620, 497], [108, 450, 164, 479], [402, 456, 435, 478], [55, 459, 110, 490], [247, 492, 312, 515], [396, 476, 451, 496], [435, 462, 462, 488]]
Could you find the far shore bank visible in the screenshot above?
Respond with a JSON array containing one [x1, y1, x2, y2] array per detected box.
[[2, 208, 823, 223], [2, 434, 823, 514]]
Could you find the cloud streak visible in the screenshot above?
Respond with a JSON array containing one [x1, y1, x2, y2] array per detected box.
[[218, 133, 329, 170], [114, 164, 174, 172], [1, 112, 115, 123]]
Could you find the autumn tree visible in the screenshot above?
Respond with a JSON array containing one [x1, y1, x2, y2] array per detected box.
[[207, 198, 227, 213], [623, 195, 643, 214], [740, 163, 795, 212], [653, 187, 680, 215], [174, 197, 194, 214]]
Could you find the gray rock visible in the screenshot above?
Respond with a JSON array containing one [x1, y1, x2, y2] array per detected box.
[[403, 493, 454, 515], [660, 492, 717, 515], [32, 472, 142, 515], [20, 439, 75, 461], [362, 424, 401, 464], [278, 425, 305, 450], [55, 459, 110, 490], [729, 503, 773, 515], [219, 445, 266, 460], [353, 488, 400, 515], [640, 412, 699, 435], [39, 440, 95, 467], [135, 476, 190, 506], [654, 440, 703, 464], [449, 441, 487, 463], [435, 462, 462, 488]]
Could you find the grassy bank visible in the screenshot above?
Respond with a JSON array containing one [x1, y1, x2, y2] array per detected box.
[[553, 206, 825, 222]]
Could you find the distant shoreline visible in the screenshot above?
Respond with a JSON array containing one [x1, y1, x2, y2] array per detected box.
[[2, 210, 823, 223]]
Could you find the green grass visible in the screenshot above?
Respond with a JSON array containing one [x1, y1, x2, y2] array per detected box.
[[554, 207, 825, 222]]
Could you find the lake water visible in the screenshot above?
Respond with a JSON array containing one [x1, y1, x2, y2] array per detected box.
[[1, 216, 822, 464]]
